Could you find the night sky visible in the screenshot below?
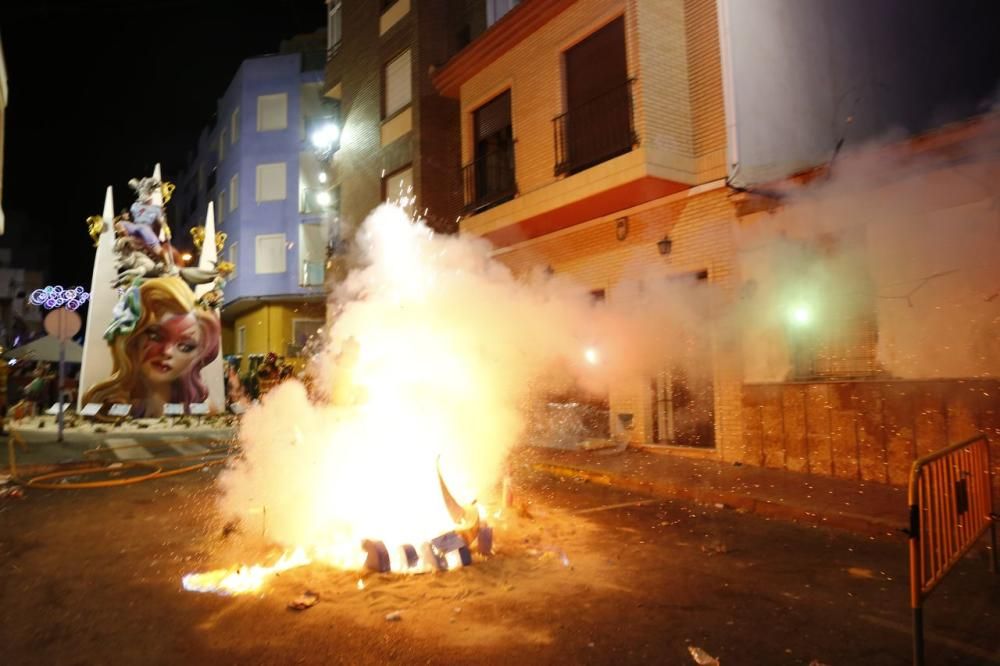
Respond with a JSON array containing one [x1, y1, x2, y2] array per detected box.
[[1, 0, 999, 289], [0, 0, 324, 286]]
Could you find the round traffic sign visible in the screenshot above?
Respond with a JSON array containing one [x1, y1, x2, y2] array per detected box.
[[44, 308, 82, 341]]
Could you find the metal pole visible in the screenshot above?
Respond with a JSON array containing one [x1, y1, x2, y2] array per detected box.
[[990, 521, 998, 575], [57, 339, 66, 442], [912, 607, 924, 666]]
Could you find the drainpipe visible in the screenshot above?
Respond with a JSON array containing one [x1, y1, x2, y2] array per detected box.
[[715, 0, 740, 184]]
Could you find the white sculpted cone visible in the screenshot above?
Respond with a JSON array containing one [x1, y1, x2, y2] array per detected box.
[[78, 186, 118, 410], [195, 201, 225, 411]]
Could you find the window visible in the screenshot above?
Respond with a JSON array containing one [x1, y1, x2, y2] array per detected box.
[[299, 223, 325, 286], [231, 107, 240, 143], [257, 93, 288, 131], [228, 240, 238, 279], [216, 191, 225, 225], [784, 235, 878, 380], [327, 1, 342, 55], [649, 270, 714, 448], [486, 0, 519, 26], [557, 16, 633, 175], [383, 49, 411, 118], [237, 326, 246, 354], [382, 165, 413, 204], [255, 233, 287, 274], [256, 162, 287, 202], [218, 128, 227, 161], [229, 173, 239, 211], [465, 90, 515, 212], [290, 319, 323, 357]]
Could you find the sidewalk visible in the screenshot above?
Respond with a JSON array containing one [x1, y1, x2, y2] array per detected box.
[[514, 446, 908, 536]]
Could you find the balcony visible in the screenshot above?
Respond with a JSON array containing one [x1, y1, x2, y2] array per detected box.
[[554, 79, 637, 176], [461, 144, 517, 213]]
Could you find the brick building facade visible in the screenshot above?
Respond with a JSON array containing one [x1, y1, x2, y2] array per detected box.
[[323, 0, 495, 240], [431, 0, 1000, 485]]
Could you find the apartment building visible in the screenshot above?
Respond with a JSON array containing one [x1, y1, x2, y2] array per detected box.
[[174, 35, 331, 362], [321, 0, 526, 242], [431, 0, 1000, 485]]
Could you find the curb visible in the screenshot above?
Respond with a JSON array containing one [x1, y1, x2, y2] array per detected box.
[[531, 462, 903, 538]]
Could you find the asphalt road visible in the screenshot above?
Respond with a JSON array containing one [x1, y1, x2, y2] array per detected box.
[[0, 466, 997, 665]]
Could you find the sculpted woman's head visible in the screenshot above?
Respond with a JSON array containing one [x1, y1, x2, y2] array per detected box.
[[82, 276, 220, 415]]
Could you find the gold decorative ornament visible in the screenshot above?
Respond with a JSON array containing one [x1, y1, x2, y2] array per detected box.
[[86, 215, 105, 247], [191, 226, 206, 251], [215, 231, 228, 254], [161, 181, 176, 204], [215, 261, 235, 276]]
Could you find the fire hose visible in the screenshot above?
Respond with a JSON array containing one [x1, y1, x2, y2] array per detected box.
[[6, 433, 235, 490]]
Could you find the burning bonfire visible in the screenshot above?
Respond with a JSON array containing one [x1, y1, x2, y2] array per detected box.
[[182, 205, 590, 595]]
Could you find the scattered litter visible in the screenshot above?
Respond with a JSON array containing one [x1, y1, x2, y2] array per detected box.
[[287, 591, 319, 611], [847, 567, 875, 579], [0, 474, 11, 485], [700, 542, 729, 556], [809, 661, 830, 666], [688, 646, 720, 665], [385, 610, 402, 621], [453, 607, 462, 614], [356, 579, 365, 590], [0, 486, 25, 500]]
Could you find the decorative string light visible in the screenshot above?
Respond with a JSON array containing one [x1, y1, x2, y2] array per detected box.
[[30, 285, 90, 311]]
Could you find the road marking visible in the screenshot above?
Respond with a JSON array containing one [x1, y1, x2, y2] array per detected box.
[[159, 436, 209, 457], [574, 499, 665, 515], [860, 613, 1000, 663], [105, 438, 153, 461]]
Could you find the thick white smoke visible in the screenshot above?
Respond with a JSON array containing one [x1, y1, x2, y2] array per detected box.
[[217, 205, 693, 564]]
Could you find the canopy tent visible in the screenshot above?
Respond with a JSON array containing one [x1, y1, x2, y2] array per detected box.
[[2, 335, 84, 363]]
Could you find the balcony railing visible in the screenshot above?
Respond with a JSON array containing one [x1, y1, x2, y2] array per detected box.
[[554, 78, 637, 176], [461, 143, 517, 213]]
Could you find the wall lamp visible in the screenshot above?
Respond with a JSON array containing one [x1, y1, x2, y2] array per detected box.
[[657, 236, 673, 256], [615, 217, 629, 241]]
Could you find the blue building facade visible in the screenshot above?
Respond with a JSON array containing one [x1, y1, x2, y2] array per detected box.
[[174, 36, 335, 361]]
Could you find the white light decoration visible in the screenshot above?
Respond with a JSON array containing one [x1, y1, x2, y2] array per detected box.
[[310, 122, 340, 151], [789, 305, 812, 326], [318, 172, 328, 184], [30, 285, 91, 311]]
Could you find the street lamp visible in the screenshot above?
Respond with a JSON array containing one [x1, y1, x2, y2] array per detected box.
[[316, 191, 333, 208], [310, 122, 340, 152]]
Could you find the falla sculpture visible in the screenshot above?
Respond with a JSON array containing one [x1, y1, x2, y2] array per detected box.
[[80, 169, 232, 417]]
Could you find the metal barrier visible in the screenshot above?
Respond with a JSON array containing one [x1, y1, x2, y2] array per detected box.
[[907, 434, 997, 665]]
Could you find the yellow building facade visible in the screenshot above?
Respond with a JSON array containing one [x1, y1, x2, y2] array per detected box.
[[435, 0, 747, 460]]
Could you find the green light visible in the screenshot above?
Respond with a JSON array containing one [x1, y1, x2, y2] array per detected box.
[[789, 305, 812, 326]]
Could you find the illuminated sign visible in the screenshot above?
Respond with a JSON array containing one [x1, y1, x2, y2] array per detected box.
[[30, 285, 91, 311]]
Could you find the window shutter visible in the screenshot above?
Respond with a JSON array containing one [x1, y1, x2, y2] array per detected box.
[[257, 93, 289, 131], [475, 90, 511, 141], [255, 234, 287, 274], [256, 162, 287, 202], [384, 50, 412, 117]]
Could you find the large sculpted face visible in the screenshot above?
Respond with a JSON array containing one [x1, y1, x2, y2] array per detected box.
[[138, 311, 204, 387]]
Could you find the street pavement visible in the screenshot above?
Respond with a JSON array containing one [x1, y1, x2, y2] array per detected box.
[[3, 424, 234, 474], [0, 468, 997, 664], [517, 445, 911, 536]]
